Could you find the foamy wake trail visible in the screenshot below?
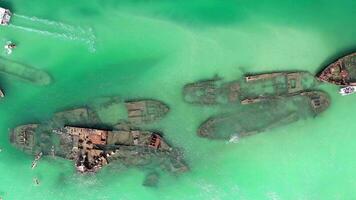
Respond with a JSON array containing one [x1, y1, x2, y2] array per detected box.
[[227, 134, 240, 144], [11, 14, 96, 52]]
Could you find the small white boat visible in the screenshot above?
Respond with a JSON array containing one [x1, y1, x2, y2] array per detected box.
[[339, 86, 356, 96], [0, 7, 11, 26], [4, 41, 16, 54]]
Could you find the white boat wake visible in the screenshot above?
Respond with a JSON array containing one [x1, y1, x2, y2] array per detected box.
[[9, 14, 96, 52], [227, 134, 240, 144]]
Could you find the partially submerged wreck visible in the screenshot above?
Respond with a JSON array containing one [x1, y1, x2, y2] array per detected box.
[[9, 98, 181, 185], [125, 100, 170, 124], [10, 124, 187, 176], [0, 57, 51, 96], [183, 76, 240, 105], [198, 91, 330, 140], [89, 97, 170, 125], [184, 71, 329, 141], [52, 107, 101, 127], [183, 72, 316, 105], [241, 71, 316, 100], [0, 57, 52, 85], [318, 52, 356, 86], [49, 98, 170, 128]]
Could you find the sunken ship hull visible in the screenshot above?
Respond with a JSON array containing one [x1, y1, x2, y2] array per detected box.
[[9, 98, 185, 185], [10, 124, 187, 174], [89, 97, 170, 126], [183, 72, 317, 105], [198, 91, 330, 140], [125, 99, 169, 124]]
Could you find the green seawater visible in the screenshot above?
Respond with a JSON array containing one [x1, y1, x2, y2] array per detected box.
[[0, 0, 356, 199]]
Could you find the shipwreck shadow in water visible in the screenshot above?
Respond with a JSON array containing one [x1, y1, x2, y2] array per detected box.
[[0, 56, 52, 86]]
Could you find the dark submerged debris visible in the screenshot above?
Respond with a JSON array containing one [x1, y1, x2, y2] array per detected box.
[[33, 177, 40, 186], [142, 172, 160, 187]]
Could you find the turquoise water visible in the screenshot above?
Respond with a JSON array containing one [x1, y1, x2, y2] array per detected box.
[[0, 0, 356, 199]]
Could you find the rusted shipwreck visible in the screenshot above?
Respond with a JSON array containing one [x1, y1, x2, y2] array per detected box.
[[9, 98, 182, 186], [318, 52, 356, 86], [10, 124, 187, 175], [183, 71, 317, 105]]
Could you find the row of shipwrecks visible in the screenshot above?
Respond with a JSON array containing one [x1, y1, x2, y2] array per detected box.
[[184, 72, 329, 140], [183, 52, 356, 140], [2, 3, 353, 186], [10, 99, 187, 186], [5, 40, 356, 186]]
